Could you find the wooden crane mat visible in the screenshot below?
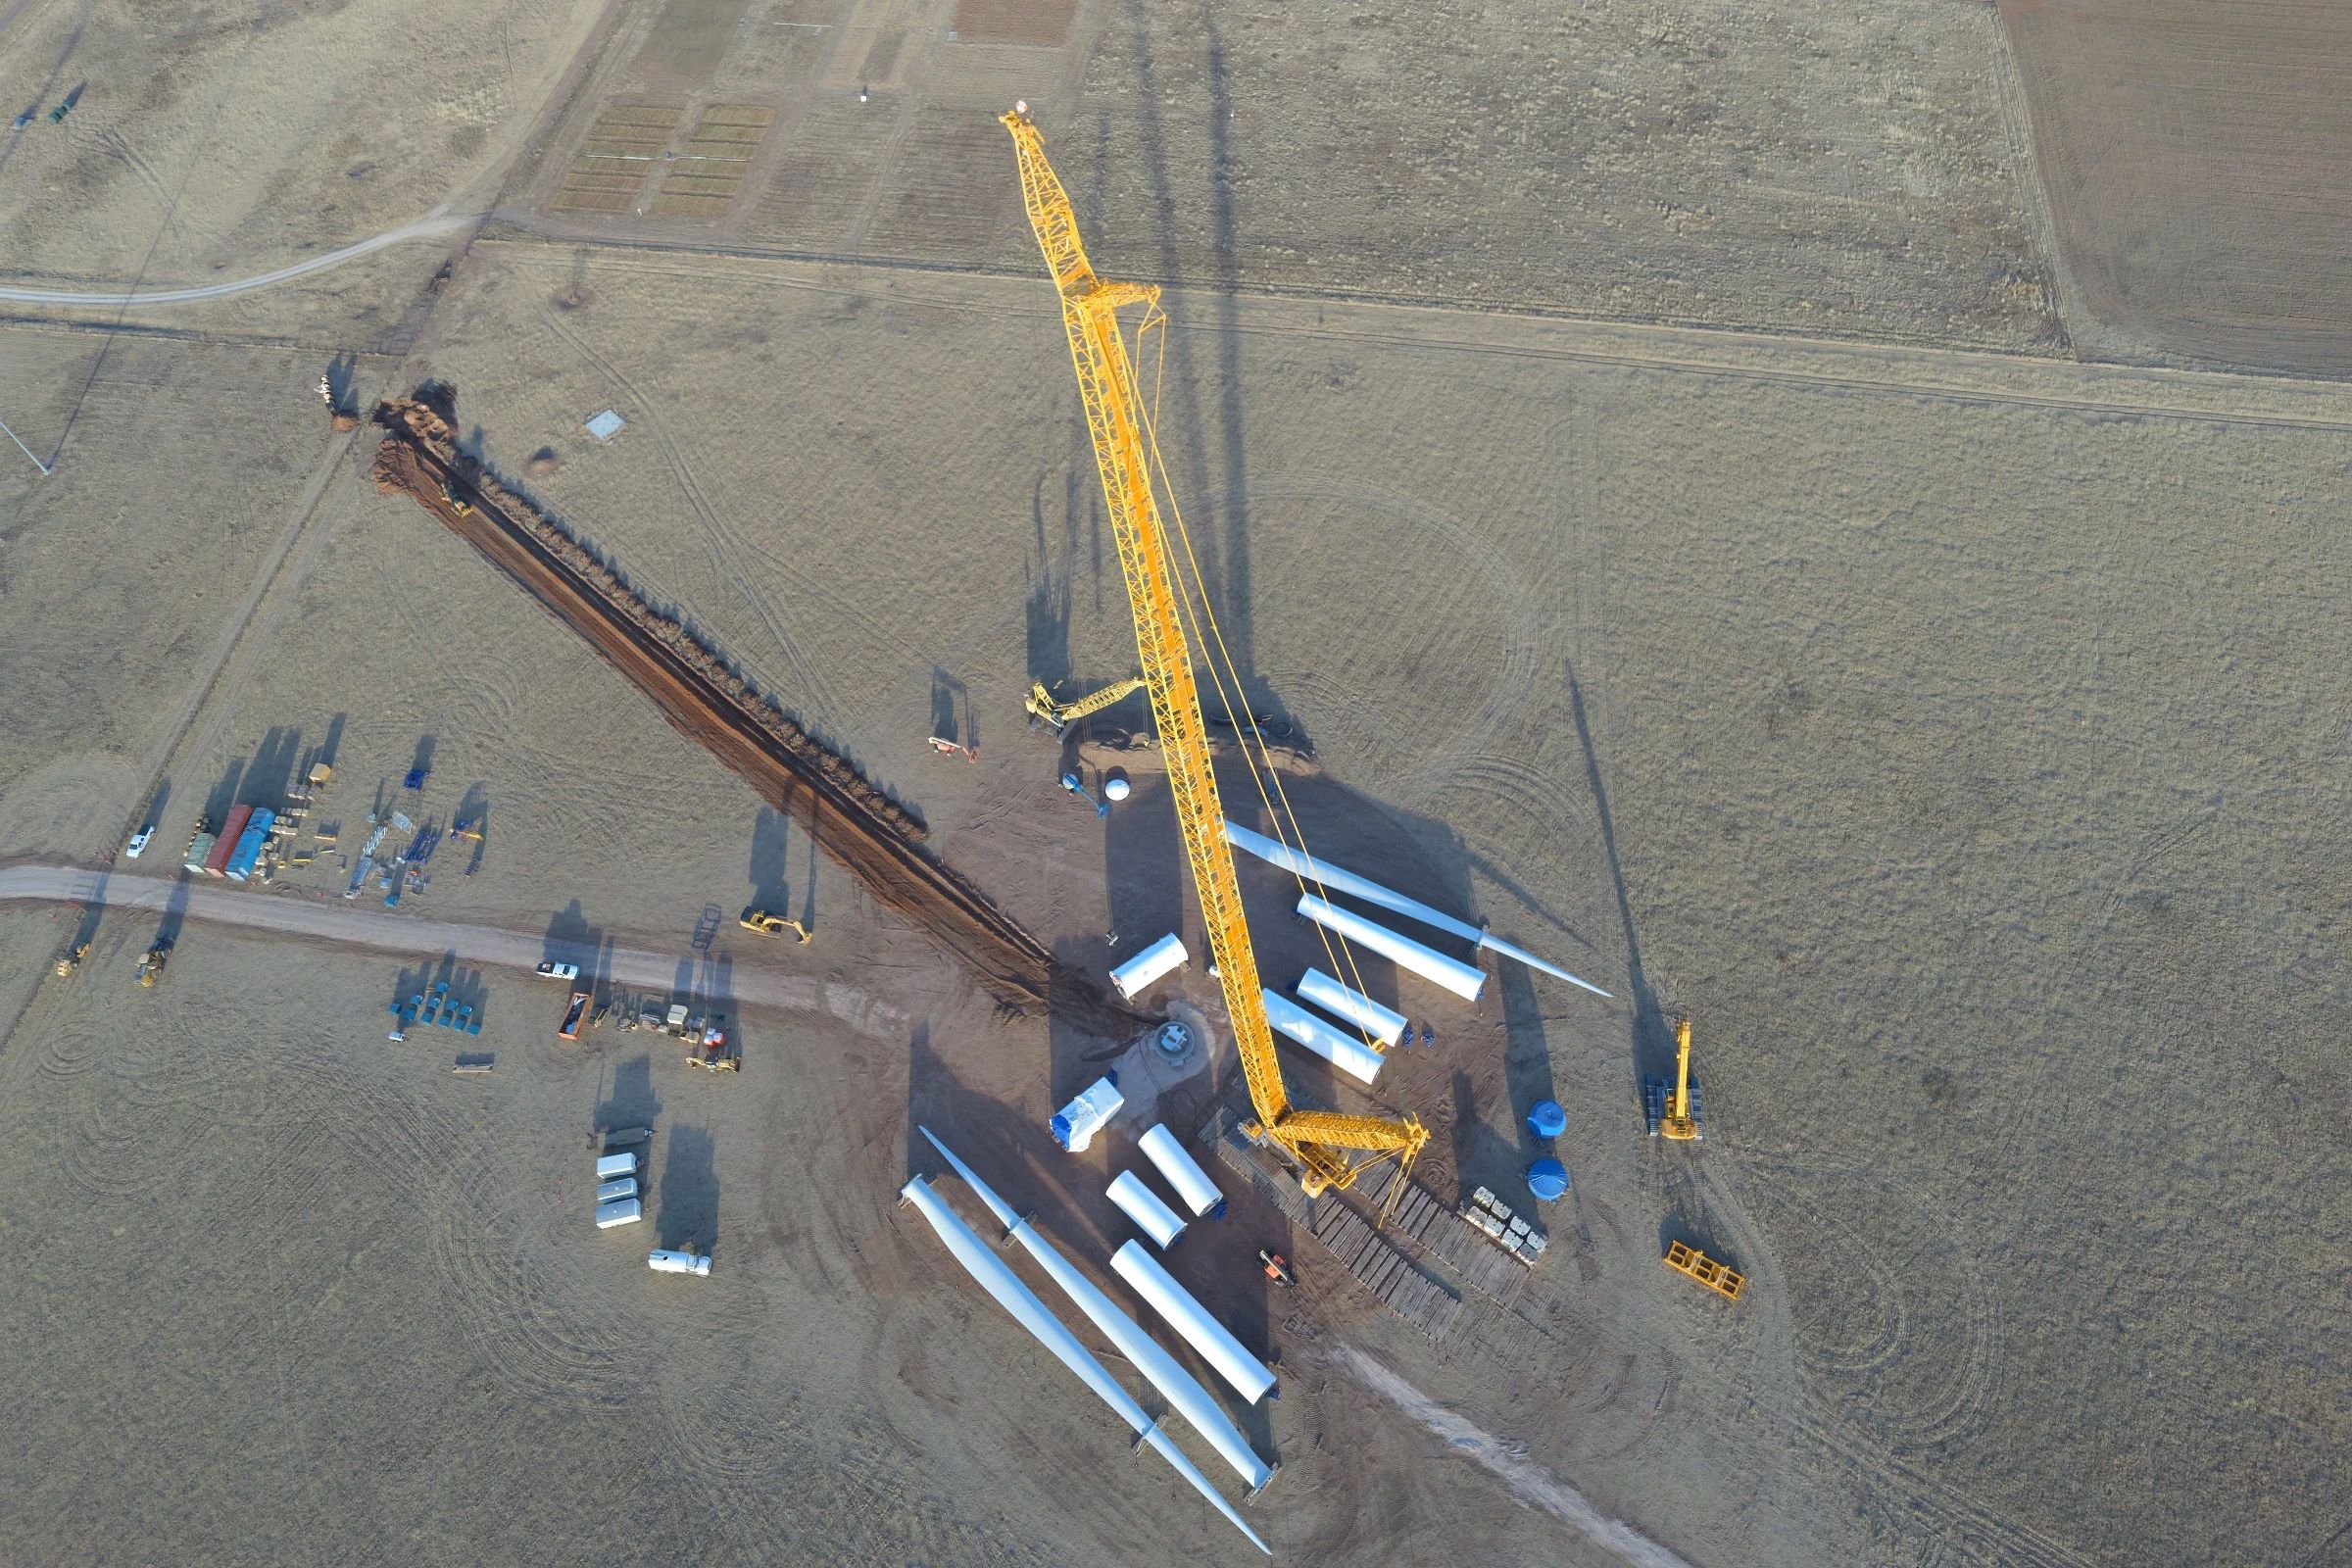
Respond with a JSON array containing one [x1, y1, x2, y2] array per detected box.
[[1205, 1110, 1462, 1342], [1348, 1162, 1533, 1307]]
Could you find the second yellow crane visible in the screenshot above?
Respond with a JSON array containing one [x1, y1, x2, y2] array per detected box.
[[1003, 104, 1427, 1207], [1025, 676, 1147, 732]]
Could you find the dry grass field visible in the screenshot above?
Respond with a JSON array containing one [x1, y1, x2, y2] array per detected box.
[[2000, 0, 2352, 374], [511, 0, 2061, 350], [0, 1, 2346, 1565]]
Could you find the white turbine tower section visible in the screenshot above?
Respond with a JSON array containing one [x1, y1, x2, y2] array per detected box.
[[1112, 1241, 1278, 1404], [1107, 1169, 1189, 1249], [1138, 1124, 1226, 1218], [1224, 818, 1610, 997], [1297, 966, 1408, 1048], [1107, 932, 1189, 1000], [1295, 895, 1488, 1003], [917, 1128, 1276, 1494], [897, 1175, 1272, 1553], [1260, 989, 1386, 1085]]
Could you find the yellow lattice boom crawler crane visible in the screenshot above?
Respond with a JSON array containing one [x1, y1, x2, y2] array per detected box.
[[1025, 676, 1147, 732], [1004, 104, 1427, 1208]]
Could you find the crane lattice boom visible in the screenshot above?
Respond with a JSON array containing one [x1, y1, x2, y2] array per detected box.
[[1003, 105, 1426, 1200]]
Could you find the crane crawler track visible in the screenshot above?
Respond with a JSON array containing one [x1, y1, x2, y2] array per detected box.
[[371, 394, 1102, 1018]]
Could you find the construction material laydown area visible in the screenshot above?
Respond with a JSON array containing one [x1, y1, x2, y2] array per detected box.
[[1, 2, 2349, 1567], [370, 393, 1078, 1016]]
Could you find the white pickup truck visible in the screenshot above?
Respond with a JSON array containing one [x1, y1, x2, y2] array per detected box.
[[535, 960, 580, 981]]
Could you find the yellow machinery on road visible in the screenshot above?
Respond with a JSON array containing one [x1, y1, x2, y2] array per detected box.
[[1025, 676, 1147, 733], [1004, 104, 1427, 1209]]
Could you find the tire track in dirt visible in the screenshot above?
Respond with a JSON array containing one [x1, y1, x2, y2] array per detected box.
[[1735, 1155, 2006, 1457], [49, 1007, 235, 1202], [537, 307, 853, 731], [1470, 1140, 2090, 1568], [420, 1107, 641, 1409]]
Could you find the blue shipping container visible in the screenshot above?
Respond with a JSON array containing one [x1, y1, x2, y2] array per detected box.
[[224, 808, 276, 881]]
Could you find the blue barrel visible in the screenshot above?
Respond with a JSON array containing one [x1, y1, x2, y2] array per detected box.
[[1526, 1100, 1566, 1141], [1527, 1158, 1570, 1202]]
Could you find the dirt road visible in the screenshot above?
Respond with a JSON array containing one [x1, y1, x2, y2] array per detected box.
[[0, 863, 902, 1037], [0, 214, 476, 308]]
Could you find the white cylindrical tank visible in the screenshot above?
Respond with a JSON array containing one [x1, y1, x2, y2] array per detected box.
[[648, 1249, 711, 1276], [1051, 1074, 1125, 1152], [1107, 932, 1188, 1000], [1295, 894, 1487, 1002], [596, 1177, 639, 1203], [1260, 989, 1385, 1085], [1297, 966, 1407, 1048], [1106, 1169, 1187, 1249], [1138, 1124, 1226, 1219], [1112, 1240, 1277, 1403], [595, 1152, 640, 1181], [594, 1199, 642, 1229]]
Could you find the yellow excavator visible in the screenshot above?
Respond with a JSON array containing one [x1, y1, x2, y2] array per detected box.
[[1024, 676, 1146, 733], [1646, 1016, 1703, 1141], [1004, 104, 1427, 1212]]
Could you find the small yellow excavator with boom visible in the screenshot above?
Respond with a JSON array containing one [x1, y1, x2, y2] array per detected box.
[[739, 907, 811, 943], [1004, 104, 1428, 1213], [1645, 1016, 1703, 1141], [1024, 676, 1147, 733]]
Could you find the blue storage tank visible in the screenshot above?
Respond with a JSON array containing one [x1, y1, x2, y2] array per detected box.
[[1526, 1100, 1566, 1141], [1527, 1158, 1570, 1202]]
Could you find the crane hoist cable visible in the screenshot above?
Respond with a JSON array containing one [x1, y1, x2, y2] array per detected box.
[[1126, 309, 1391, 1037], [1003, 104, 1426, 1205]]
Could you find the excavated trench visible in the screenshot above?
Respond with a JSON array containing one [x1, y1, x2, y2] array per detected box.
[[371, 393, 1131, 1025]]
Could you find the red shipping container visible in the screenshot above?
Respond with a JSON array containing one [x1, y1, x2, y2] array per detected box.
[[204, 805, 252, 876]]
